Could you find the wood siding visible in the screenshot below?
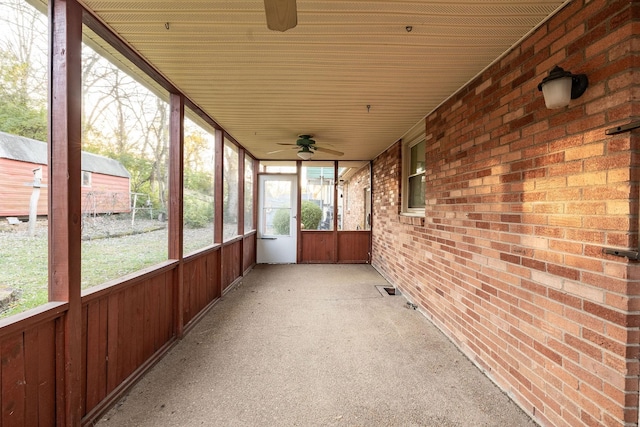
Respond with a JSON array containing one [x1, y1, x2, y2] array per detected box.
[[243, 233, 255, 273], [0, 305, 64, 425], [300, 231, 335, 263], [81, 173, 130, 215], [221, 240, 242, 291], [0, 159, 49, 216], [300, 231, 371, 263], [183, 250, 221, 326], [337, 231, 370, 263], [0, 158, 130, 217], [81, 268, 174, 418]]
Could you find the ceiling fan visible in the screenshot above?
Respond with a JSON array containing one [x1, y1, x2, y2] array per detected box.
[[264, 0, 297, 32], [268, 135, 344, 160]]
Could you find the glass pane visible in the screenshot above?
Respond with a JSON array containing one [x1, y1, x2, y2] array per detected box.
[[263, 180, 292, 236], [410, 140, 425, 175], [0, 0, 49, 318], [223, 140, 239, 241], [301, 163, 334, 231], [338, 161, 370, 231], [183, 113, 215, 255], [259, 161, 296, 173], [408, 174, 426, 209], [80, 35, 169, 289], [244, 157, 254, 232]]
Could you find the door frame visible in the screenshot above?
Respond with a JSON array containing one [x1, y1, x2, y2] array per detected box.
[[256, 173, 298, 263]]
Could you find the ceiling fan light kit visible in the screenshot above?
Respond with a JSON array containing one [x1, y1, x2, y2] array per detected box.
[[297, 147, 314, 160]]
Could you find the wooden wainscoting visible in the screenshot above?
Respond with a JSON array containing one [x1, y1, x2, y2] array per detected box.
[[300, 231, 371, 263], [222, 239, 242, 291], [183, 249, 221, 326], [337, 231, 371, 263], [0, 303, 65, 425], [300, 231, 335, 263], [243, 232, 256, 273], [81, 264, 176, 420]]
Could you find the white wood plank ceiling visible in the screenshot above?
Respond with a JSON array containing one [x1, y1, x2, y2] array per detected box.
[[77, 0, 568, 160]]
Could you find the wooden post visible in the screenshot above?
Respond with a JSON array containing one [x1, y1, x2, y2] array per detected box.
[[214, 129, 224, 245], [333, 161, 339, 262], [49, 0, 83, 423], [214, 129, 224, 296], [168, 93, 184, 337], [296, 160, 302, 263], [238, 148, 245, 275]]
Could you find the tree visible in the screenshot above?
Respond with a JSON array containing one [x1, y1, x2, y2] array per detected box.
[[272, 201, 323, 234], [0, 0, 48, 140], [301, 201, 322, 230]]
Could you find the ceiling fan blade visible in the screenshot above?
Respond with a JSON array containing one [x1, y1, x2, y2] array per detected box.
[[315, 146, 344, 156], [276, 143, 298, 146], [264, 0, 297, 32], [267, 147, 297, 154]]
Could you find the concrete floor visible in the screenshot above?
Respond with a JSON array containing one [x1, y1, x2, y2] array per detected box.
[[97, 264, 536, 427]]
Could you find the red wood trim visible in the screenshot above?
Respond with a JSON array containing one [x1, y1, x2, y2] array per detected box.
[[333, 161, 339, 263], [183, 244, 222, 261], [368, 160, 373, 263], [49, 0, 83, 423], [81, 260, 178, 302], [238, 149, 245, 277], [168, 93, 184, 260], [238, 148, 245, 236], [252, 158, 259, 233], [81, 10, 179, 97], [0, 302, 67, 339], [168, 93, 185, 337], [296, 161, 302, 263], [214, 129, 224, 245]]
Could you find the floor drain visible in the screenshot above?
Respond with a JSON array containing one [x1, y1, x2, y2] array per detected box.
[[375, 285, 400, 297]]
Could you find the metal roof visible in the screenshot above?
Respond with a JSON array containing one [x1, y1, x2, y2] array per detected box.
[[0, 131, 130, 178]]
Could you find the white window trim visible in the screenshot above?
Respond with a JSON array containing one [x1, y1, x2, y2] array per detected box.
[[401, 134, 426, 216]]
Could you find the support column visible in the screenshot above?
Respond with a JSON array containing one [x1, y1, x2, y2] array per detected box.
[[49, 0, 83, 423], [168, 93, 184, 336], [214, 129, 224, 245]]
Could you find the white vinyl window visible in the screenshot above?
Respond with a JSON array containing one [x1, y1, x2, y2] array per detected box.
[[402, 138, 425, 214]]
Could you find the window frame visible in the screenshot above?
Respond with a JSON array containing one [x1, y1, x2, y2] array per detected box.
[[401, 136, 426, 215]]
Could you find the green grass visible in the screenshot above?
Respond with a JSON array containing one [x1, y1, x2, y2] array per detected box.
[[0, 232, 49, 316], [0, 221, 221, 319]]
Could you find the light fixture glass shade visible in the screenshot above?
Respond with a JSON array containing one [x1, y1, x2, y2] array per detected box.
[[297, 150, 314, 160], [541, 76, 573, 109]]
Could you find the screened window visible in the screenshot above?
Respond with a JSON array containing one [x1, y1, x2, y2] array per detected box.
[[80, 34, 170, 289], [223, 140, 239, 241], [338, 161, 370, 231], [301, 163, 334, 231], [183, 112, 216, 255], [244, 156, 254, 232], [0, 0, 49, 318]]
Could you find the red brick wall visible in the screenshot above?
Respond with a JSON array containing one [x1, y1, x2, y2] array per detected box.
[[372, 1, 640, 426], [342, 164, 370, 230]]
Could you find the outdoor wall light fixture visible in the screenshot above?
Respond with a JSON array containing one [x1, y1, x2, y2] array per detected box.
[[297, 146, 314, 160], [537, 65, 588, 109]]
